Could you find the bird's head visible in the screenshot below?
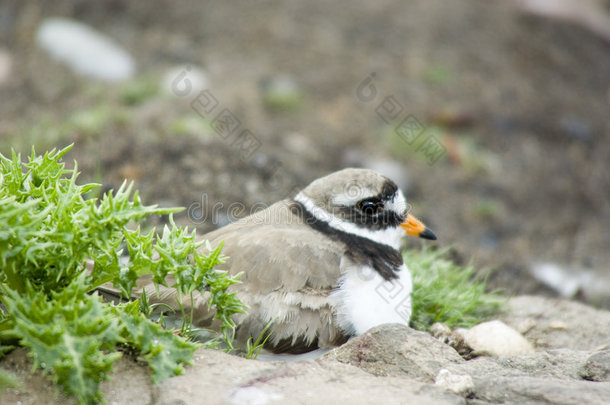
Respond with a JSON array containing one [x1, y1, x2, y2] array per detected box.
[[295, 168, 436, 249]]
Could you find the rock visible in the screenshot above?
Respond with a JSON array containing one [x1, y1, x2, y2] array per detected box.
[[472, 376, 610, 405], [444, 349, 591, 382], [435, 368, 474, 396], [500, 296, 610, 350], [529, 262, 610, 307], [322, 323, 464, 381], [154, 348, 465, 405], [228, 386, 283, 404], [1, 346, 465, 405], [530, 262, 592, 298], [2, 319, 610, 405], [580, 349, 610, 382], [430, 322, 472, 357], [4, 296, 610, 405], [436, 349, 607, 403], [36, 18, 135, 82], [493, 350, 591, 380], [459, 320, 534, 356], [515, 317, 537, 334], [430, 322, 452, 338]]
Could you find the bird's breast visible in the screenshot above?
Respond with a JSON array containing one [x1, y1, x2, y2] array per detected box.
[[330, 262, 413, 336]]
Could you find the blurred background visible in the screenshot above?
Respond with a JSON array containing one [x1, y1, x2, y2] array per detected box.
[[0, 0, 608, 306]]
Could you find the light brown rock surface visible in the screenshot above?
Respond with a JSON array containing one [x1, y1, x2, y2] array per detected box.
[[500, 295, 610, 350], [2, 295, 610, 405]]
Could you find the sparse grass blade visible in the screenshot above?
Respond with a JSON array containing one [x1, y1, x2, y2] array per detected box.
[[408, 247, 503, 331]]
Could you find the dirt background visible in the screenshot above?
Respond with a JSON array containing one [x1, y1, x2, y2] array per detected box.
[[0, 0, 609, 303]]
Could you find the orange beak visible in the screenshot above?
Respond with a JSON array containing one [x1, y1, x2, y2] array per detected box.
[[400, 214, 437, 240]]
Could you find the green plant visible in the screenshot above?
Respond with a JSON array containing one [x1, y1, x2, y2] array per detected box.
[[422, 64, 452, 86], [0, 368, 18, 392], [262, 77, 304, 112], [245, 319, 274, 360], [120, 75, 159, 106], [0, 145, 245, 403], [408, 247, 503, 331]]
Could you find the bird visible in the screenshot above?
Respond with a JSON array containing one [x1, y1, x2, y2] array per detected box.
[[133, 168, 436, 354]]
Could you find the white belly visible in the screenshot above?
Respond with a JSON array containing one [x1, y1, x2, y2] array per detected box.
[[331, 263, 413, 335]]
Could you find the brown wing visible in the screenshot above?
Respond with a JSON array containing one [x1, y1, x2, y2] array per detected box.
[[136, 200, 348, 350], [204, 200, 343, 292]]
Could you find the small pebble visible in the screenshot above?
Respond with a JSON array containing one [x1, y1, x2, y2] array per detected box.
[[163, 64, 209, 98], [516, 318, 536, 335], [36, 18, 135, 82], [530, 262, 587, 298], [461, 320, 534, 356], [435, 368, 474, 396], [580, 349, 610, 382], [548, 320, 568, 330], [430, 322, 452, 339]]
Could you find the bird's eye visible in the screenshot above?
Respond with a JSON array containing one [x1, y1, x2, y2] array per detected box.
[[358, 198, 383, 215]]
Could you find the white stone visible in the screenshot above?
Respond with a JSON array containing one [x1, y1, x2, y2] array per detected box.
[[162, 65, 209, 98], [36, 18, 135, 82], [530, 262, 592, 298], [461, 320, 534, 356], [228, 386, 283, 405], [435, 368, 474, 396]]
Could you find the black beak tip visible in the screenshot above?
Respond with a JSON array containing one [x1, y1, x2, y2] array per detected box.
[[419, 228, 437, 241]]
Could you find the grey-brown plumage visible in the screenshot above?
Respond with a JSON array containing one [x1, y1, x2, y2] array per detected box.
[[128, 168, 436, 353], [135, 199, 347, 353]]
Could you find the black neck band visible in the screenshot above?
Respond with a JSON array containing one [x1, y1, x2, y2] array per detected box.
[[290, 200, 403, 281]]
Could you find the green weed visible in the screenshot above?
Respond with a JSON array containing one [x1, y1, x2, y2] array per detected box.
[[0, 145, 245, 403], [408, 247, 503, 331]]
